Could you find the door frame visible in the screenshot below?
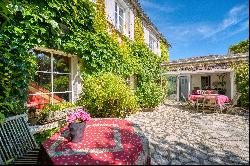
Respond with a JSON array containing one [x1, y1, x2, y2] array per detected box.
[[177, 74, 191, 101]]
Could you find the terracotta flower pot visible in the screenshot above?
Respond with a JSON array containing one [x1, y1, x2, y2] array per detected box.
[[68, 122, 86, 143]]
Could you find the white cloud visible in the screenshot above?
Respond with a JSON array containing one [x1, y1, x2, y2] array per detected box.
[[159, 4, 248, 43], [223, 20, 249, 38], [200, 4, 249, 38]]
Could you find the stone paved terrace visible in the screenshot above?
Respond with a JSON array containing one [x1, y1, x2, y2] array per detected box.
[[125, 100, 249, 165]]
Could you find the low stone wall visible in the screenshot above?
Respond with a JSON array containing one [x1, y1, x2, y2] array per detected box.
[[28, 106, 83, 134], [29, 106, 83, 125], [28, 120, 66, 135], [42, 106, 83, 124]]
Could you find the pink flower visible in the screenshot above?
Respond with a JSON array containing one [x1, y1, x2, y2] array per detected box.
[[67, 108, 91, 123]]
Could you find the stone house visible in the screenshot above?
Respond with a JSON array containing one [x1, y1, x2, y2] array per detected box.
[[27, 0, 169, 109]]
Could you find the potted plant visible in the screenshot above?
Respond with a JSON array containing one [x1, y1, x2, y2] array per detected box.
[[218, 74, 226, 95], [67, 108, 91, 143]]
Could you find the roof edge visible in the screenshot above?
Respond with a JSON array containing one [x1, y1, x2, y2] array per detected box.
[[129, 0, 171, 47]]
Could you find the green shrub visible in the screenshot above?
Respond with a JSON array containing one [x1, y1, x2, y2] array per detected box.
[[232, 62, 249, 108], [34, 127, 60, 145], [77, 72, 139, 118], [136, 81, 164, 108], [229, 39, 249, 54]]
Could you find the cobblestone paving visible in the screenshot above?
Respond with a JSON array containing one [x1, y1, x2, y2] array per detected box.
[[125, 102, 249, 165]]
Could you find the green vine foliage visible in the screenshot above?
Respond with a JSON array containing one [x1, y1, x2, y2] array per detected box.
[[232, 63, 249, 108], [134, 15, 145, 44], [230, 39, 249, 108], [131, 43, 161, 83], [0, 0, 11, 28], [0, 0, 95, 119], [160, 40, 169, 62], [0, 0, 169, 121], [229, 39, 249, 54], [94, 0, 108, 32]]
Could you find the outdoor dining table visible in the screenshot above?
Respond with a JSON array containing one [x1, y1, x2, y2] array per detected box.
[[42, 119, 150, 165], [188, 94, 231, 108]]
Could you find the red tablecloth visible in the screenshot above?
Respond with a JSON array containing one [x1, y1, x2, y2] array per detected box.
[[189, 94, 231, 106], [42, 119, 150, 165], [189, 94, 204, 101]]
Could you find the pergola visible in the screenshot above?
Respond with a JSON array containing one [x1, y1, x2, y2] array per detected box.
[[160, 53, 249, 100]]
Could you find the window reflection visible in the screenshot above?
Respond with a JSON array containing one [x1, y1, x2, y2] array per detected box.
[[54, 93, 70, 103], [53, 74, 70, 92], [36, 53, 51, 72], [53, 54, 70, 73], [34, 72, 52, 92]]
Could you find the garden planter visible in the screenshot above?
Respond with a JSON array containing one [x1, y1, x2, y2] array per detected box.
[[69, 122, 86, 143]]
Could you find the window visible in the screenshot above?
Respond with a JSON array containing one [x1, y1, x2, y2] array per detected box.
[[115, 2, 125, 33], [27, 52, 72, 109], [149, 35, 156, 52], [201, 76, 211, 89]]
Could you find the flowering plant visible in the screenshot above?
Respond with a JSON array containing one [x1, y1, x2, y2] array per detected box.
[[67, 108, 91, 123]]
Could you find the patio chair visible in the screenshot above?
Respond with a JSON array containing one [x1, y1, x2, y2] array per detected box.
[[222, 92, 242, 112], [196, 97, 204, 112], [202, 97, 217, 113], [0, 114, 50, 165]]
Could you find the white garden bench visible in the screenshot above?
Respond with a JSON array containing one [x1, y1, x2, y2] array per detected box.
[[0, 114, 47, 165]]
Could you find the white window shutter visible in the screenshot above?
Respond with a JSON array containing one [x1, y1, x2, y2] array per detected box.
[[144, 25, 149, 45], [105, 0, 115, 25], [129, 10, 134, 40]]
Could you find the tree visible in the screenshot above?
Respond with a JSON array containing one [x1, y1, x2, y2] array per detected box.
[[229, 39, 249, 54]]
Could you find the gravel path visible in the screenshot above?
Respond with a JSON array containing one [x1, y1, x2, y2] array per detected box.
[[125, 102, 249, 165]]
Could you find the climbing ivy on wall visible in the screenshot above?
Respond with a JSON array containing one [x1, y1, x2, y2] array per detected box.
[[160, 40, 169, 62], [134, 15, 145, 44], [230, 39, 249, 108], [94, 0, 108, 32], [0, 0, 169, 121], [232, 62, 249, 108], [0, 0, 96, 119]]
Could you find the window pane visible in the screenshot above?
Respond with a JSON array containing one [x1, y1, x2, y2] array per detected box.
[[53, 93, 70, 103], [53, 74, 70, 92], [119, 16, 123, 31], [115, 11, 118, 27], [53, 54, 70, 73], [36, 53, 51, 72], [33, 72, 52, 92], [149, 36, 155, 51], [119, 8, 124, 17]]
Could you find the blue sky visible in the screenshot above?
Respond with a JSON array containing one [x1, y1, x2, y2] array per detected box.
[[139, 0, 249, 61]]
